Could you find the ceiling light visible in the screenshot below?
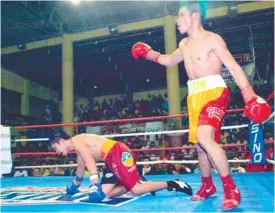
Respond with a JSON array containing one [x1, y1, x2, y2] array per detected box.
[[71, 0, 80, 5]]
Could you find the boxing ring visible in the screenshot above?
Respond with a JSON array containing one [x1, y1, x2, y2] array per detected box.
[[1, 173, 274, 212], [1, 92, 274, 212]]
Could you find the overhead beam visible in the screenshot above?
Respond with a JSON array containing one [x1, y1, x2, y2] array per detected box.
[[70, 27, 110, 42], [1, 1, 274, 55], [1, 37, 62, 55]]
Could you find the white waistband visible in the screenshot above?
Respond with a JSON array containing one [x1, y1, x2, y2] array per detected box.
[[187, 75, 226, 95]]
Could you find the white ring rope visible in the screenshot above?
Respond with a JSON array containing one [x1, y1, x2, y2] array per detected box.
[[266, 158, 275, 164], [14, 159, 253, 169], [13, 124, 249, 142]]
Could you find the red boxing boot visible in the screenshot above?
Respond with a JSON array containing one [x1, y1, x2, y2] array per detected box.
[[191, 176, 216, 201], [221, 175, 241, 210]]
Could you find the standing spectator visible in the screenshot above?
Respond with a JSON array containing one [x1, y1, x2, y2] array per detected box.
[[144, 135, 152, 148], [153, 135, 161, 147]]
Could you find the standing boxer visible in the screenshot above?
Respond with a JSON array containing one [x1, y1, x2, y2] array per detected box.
[[132, 1, 271, 210]]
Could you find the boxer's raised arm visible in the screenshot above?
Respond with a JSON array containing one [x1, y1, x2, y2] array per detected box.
[[157, 48, 183, 66], [132, 40, 184, 66]]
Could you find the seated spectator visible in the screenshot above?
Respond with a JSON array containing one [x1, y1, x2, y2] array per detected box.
[[150, 141, 156, 149], [156, 160, 172, 175], [221, 131, 230, 144], [141, 156, 157, 175], [144, 135, 153, 148], [64, 160, 76, 176], [156, 164, 168, 175], [55, 167, 64, 175], [230, 158, 246, 173], [40, 167, 49, 176], [171, 163, 192, 175], [126, 137, 135, 148], [32, 168, 40, 177], [192, 164, 200, 174], [48, 167, 56, 176], [141, 139, 150, 150], [230, 129, 239, 141], [236, 135, 248, 145]]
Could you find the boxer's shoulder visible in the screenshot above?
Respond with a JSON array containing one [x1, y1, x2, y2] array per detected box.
[[72, 134, 86, 143], [209, 33, 226, 46], [179, 37, 188, 46]]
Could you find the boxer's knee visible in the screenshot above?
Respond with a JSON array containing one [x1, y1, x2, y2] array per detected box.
[[130, 183, 142, 195], [195, 143, 206, 155], [196, 125, 215, 145]]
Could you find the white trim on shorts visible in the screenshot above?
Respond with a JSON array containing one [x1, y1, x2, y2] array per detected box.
[[187, 75, 227, 95]]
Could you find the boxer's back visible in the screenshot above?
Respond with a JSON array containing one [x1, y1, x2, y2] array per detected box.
[[180, 31, 223, 80], [72, 134, 108, 161]]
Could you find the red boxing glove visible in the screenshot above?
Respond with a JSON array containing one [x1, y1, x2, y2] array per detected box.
[[241, 85, 271, 123], [132, 42, 160, 62], [244, 96, 271, 123]]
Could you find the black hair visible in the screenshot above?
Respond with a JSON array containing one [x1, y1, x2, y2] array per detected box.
[[180, 0, 208, 20], [49, 130, 71, 146]]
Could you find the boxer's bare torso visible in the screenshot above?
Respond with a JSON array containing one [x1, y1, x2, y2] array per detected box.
[[179, 31, 223, 80], [72, 134, 107, 161]]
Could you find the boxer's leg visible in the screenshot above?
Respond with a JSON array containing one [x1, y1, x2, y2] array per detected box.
[[101, 166, 124, 198], [197, 125, 229, 176], [197, 125, 240, 210], [191, 143, 216, 201], [196, 144, 212, 177], [103, 184, 127, 198]]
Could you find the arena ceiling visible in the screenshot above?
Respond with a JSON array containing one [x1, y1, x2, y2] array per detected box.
[[1, 1, 274, 98]]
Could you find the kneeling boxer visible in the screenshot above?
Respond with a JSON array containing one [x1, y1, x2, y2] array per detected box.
[[49, 132, 193, 202]]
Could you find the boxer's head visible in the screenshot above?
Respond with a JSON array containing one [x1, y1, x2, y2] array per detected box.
[[49, 130, 72, 156], [177, 1, 207, 34]]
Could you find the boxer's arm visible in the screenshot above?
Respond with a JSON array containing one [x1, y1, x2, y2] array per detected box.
[[156, 39, 186, 66], [72, 137, 100, 184], [75, 146, 99, 184], [211, 34, 256, 102], [66, 155, 85, 193], [132, 39, 185, 66], [75, 155, 86, 180], [156, 48, 183, 66]]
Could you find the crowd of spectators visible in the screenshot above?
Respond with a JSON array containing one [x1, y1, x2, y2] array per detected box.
[[74, 94, 169, 124], [72, 82, 274, 124], [5, 82, 275, 177], [10, 125, 274, 177]]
